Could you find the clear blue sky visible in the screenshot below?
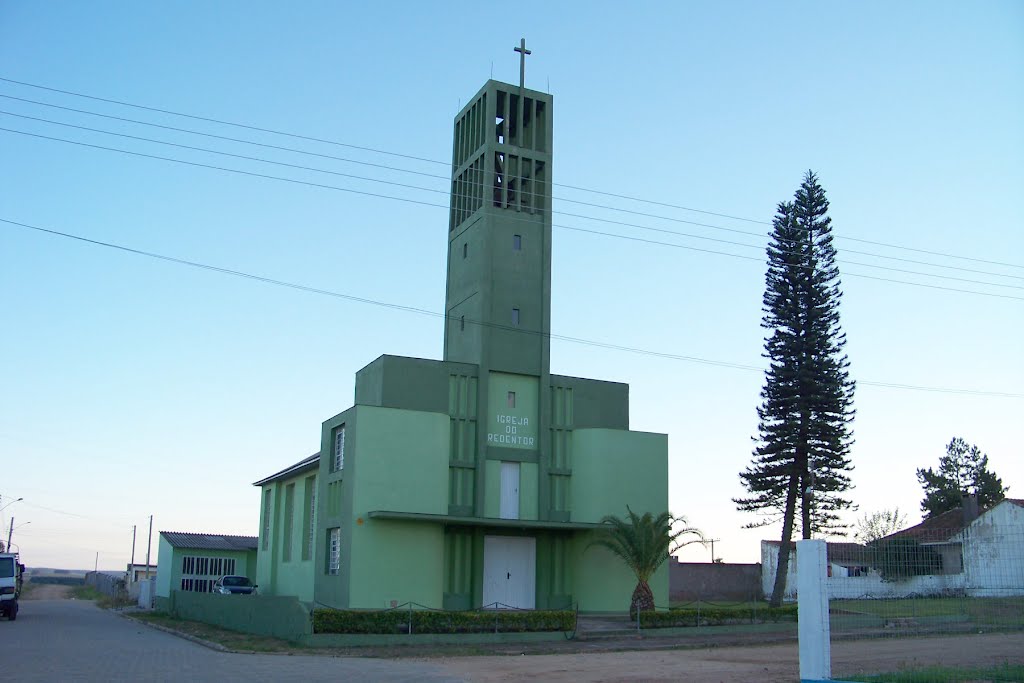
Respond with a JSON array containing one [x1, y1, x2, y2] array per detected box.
[[1, 2, 1021, 569]]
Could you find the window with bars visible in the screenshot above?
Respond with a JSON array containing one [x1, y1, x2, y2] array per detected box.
[[327, 528, 341, 575], [180, 556, 236, 592], [333, 425, 346, 472]]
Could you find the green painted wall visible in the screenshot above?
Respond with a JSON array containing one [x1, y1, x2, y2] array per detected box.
[[550, 375, 629, 430], [355, 355, 476, 414], [569, 429, 668, 524], [345, 405, 450, 608], [255, 467, 317, 602], [349, 519, 446, 609], [350, 406, 449, 515], [256, 487, 275, 593], [520, 462, 539, 520], [155, 535, 173, 598], [483, 461, 500, 518], [486, 372, 539, 450], [170, 592, 311, 640]]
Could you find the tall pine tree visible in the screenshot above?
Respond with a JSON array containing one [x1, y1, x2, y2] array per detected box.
[[917, 437, 1006, 519], [734, 171, 855, 607]]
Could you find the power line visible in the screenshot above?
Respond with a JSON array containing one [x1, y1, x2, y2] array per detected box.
[[2, 75, 1021, 271], [5, 96, 1018, 282], [0, 92, 452, 182], [560, 225, 1024, 299], [3, 124, 1022, 297], [2, 216, 1022, 399], [8, 91, 1022, 278], [0, 75, 446, 166]]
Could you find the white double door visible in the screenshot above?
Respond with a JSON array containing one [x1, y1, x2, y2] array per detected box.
[[482, 535, 536, 609]]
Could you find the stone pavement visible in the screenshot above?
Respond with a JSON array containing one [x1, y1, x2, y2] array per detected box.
[[3, 599, 464, 682]]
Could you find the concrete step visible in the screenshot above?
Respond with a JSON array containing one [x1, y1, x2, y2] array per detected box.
[[575, 615, 641, 639]]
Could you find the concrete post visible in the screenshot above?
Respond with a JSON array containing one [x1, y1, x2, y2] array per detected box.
[[797, 539, 831, 682]]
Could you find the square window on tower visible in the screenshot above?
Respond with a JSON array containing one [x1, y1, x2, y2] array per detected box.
[[513, 234, 522, 251], [512, 308, 520, 326]]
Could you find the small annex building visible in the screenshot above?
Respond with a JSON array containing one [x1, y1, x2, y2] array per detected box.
[[154, 531, 258, 608], [762, 497, 1024, 600], [253, 76, 670, 613]]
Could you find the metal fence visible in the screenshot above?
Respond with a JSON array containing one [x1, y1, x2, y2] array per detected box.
[[825, 526, 1024, 638], [796, 520, 1024, 682], [84, 571, 127, 600]]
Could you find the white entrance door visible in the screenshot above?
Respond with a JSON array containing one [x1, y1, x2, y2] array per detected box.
[[499, 462, 520, 519], [482, 535, 536, 609]]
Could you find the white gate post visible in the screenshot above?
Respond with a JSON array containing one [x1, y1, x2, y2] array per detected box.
[[797, 539, 831, 681]]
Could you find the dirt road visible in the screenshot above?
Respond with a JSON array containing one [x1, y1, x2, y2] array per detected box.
[[438, 632, 1024, 682], [21, 583, 72, 600]]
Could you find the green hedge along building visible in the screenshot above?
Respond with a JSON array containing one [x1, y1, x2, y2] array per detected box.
[[255, 75, 669, 613]]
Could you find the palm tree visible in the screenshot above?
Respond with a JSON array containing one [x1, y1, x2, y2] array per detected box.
[[590, 507, 705, 617]]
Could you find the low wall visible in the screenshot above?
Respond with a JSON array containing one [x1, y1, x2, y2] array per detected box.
[[168, 591, 312, 640], [670, 561, 763, 602]]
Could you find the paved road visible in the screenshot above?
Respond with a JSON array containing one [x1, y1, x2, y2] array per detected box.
[[3, 599, 464, 682]]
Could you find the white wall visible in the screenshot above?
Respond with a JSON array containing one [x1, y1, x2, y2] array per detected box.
[[958, 501, 1024, 597]]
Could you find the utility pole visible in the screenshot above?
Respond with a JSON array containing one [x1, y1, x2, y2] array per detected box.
[[130, 525, 137, 580], [708, 538, 722, 563], [145, 515, 153, 579], [6, 517, 13, 549], [94, 551, 98, 573]]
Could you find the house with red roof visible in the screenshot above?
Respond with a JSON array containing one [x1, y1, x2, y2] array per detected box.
[[761, 496, 1023, 600]]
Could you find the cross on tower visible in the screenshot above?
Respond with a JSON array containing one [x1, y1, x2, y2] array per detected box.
[[514, 38, 531, 90]]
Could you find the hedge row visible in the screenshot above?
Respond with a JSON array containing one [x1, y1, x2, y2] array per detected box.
[[640, 604, 798, 628], [313, 608, 576, 634]]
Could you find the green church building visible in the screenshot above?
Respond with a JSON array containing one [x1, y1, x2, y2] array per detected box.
[[254, 74, 669, 613]]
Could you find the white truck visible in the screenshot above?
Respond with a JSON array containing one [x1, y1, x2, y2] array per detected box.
[[0, 552, 24, 621]]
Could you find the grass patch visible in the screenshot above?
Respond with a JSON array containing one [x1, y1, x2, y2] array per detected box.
[[831, 597, 1024, 626], [70, 585, 105, 601], [128, 612, 301, 653], [68, 585, 136, 609], [846, 662, 1024, 682], [668, 600, 775, 611]]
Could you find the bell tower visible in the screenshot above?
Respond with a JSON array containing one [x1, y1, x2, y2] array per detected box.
[[442, 78, 552, 376]]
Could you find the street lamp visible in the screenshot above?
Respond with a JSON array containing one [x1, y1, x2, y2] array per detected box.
[[0, 497, 22, 514], [6, 521, 29, 549]]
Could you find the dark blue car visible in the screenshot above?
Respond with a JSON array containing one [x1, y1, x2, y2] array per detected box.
[[213, 575, 257, 595]]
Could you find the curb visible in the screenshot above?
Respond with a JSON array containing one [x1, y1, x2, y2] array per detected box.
[[117, 611, 232, 653]]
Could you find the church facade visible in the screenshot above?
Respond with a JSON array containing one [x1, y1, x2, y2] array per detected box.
[[254, 77, 669, 612]]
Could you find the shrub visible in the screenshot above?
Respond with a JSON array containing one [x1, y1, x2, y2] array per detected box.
[[313, 608, 575, 634]]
